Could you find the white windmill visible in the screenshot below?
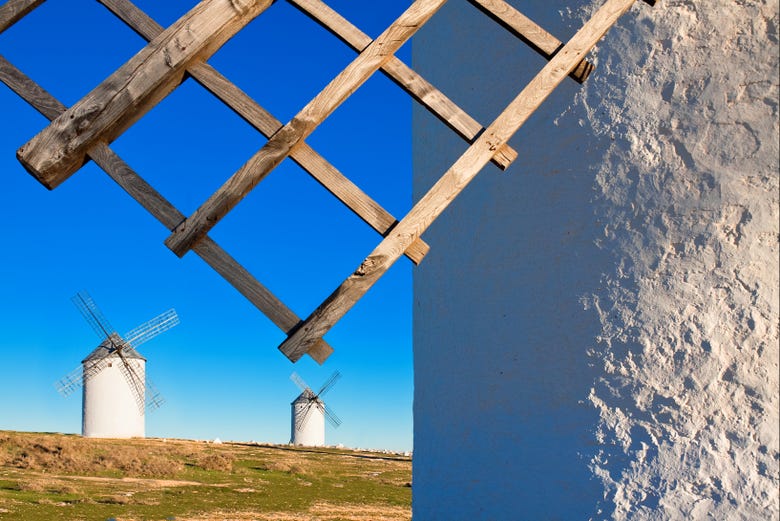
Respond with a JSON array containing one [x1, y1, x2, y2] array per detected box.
[[55, 290, 179, 438], [289, 371, 342, 447]]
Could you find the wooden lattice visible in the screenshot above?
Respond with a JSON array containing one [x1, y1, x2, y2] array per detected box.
[[0, 0, 655, 364]]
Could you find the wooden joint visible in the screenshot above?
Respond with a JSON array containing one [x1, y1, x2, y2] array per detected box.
[[162, 0, 449, 259], [0, 53, 335, 365], [288, 0, 519, 170], [96, 0, 431, 266], [277, 0, 645, 356], [467, 0, 596, 84], [16, 0, 272, 189]]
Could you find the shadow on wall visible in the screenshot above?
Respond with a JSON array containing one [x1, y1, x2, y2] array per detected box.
[[413, 0, 779, 519], [412, 1, 612, 518]]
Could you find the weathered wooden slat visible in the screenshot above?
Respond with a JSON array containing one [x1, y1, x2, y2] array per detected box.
[[0, 53, 63, 119], [288, 0, 518, 171], [0, 0, 44, 34], [17, 0, 274, 190], [95, 0, 429, 266], [278, 0, 646, 361], [188, 67, 436, 264], [164, 0, 449, 257], [467, 0, 594, 84], [0, 53, 332, 364]]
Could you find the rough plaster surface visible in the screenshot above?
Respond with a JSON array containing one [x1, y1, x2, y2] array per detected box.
[[412, 0, 778, 519]]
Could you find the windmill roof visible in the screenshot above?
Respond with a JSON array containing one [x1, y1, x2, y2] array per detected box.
[[292, 389, 322, 405], [82, 334, 145, 363]]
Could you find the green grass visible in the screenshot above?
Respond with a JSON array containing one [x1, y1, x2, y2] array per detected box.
[[0, 431, 411, 521]]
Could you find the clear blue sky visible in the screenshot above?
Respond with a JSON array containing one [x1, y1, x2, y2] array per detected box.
[[0, 0, 415, 452]]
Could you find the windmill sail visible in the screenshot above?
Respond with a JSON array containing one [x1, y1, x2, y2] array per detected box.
[[115, 350, 146, 413], [322, 403, 342, 428], [317, 370, 341, 396], [71, 290, 116, 340], [290, 372, 343, 432], [290, 372, 310, 393], [295, 394, 317, 431], [55, 352, 115, 396], [124, 309, 180, 349], [56, 291, 178, 415], [145, 379, 165, 411]]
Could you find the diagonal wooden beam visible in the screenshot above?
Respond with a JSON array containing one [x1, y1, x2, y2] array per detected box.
[[95, 0, 429, 266], [467, 0, 594, 83], [164, 0, 449, 258], [17, 0, 275, 190], [0, 53, 333, 364], [288, 0, 518, 171], [277, 0, 652, 361], [0, 0, 44, 34]]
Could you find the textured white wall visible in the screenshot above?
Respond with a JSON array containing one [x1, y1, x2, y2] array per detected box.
[[291, 401, 325, 446], [412, 0, 778, 519], [82, 356, 145, 438]]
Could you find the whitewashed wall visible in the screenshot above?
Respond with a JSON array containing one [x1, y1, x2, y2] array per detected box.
[[291, 399, 325, 446], [82, 357, 145, 438], [412, 0, 778, 519]]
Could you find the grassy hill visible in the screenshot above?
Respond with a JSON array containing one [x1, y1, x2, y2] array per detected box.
[[0, 431, 411, 521]]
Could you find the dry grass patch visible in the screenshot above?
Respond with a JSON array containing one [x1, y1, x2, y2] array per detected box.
[[0, 433, 183, 477], [0, 431, 411, 521], [159, 501, 411, 521]]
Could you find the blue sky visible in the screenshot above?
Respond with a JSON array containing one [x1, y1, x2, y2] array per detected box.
[[0, 0, 416, 452]]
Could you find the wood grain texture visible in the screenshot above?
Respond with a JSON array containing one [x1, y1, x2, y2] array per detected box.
[[278, 0, 644, 361], [95, 0, 428, 265], [0, 0, 44, 34], [468, 0, 594, 83], [0, 54, 64, 119], [0, 53, 332, 364], [289, 0, 518, 170], [17, 0, 273, 190], [164, 0, 448, 257]]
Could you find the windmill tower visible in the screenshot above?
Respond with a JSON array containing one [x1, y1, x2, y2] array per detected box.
[[290, 371, 342, 447], [56, 291, 179, 438]]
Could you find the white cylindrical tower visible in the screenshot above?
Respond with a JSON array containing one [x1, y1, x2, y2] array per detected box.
[[82, 339, 145, 438], [290, 390, 325, 446], [412, 0, 778, 518]]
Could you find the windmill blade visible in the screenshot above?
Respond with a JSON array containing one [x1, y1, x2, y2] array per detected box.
[[319, 402, 342, 428], [295, 401, 316, 431], [83, 356, 114, 383], [71, 291, 115, 340], [124, 308, 180, 349], [55, 356, 112, 397], [54, 365, 84, 397], [316, 370, 342, 398], [145, 378, 165, 412], [290, 372, 311, 393], [116, 351, 146, 414]]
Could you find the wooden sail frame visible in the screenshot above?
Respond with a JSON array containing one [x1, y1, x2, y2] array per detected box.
[[1, 0, 655, 364]]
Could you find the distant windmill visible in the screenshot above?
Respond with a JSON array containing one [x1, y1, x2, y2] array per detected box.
[[55, 290, 179, 438], [290, 371, 342, 447]]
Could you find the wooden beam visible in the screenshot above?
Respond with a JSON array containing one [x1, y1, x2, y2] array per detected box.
[[0, 53, 61, 119], [164, 0, 449, 257], [0, 0, 44, 34], [95, 0, 429, 266], [468, 0, 594, 84], [16, 0, 274, 190], [0, 53, 332, 364], [288, 0, 518, 171], [277, 0, 647, 361]]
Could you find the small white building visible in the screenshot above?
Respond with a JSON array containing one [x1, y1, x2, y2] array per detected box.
[[82, 337, 146, 439], [290, 389, 325, 447]]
